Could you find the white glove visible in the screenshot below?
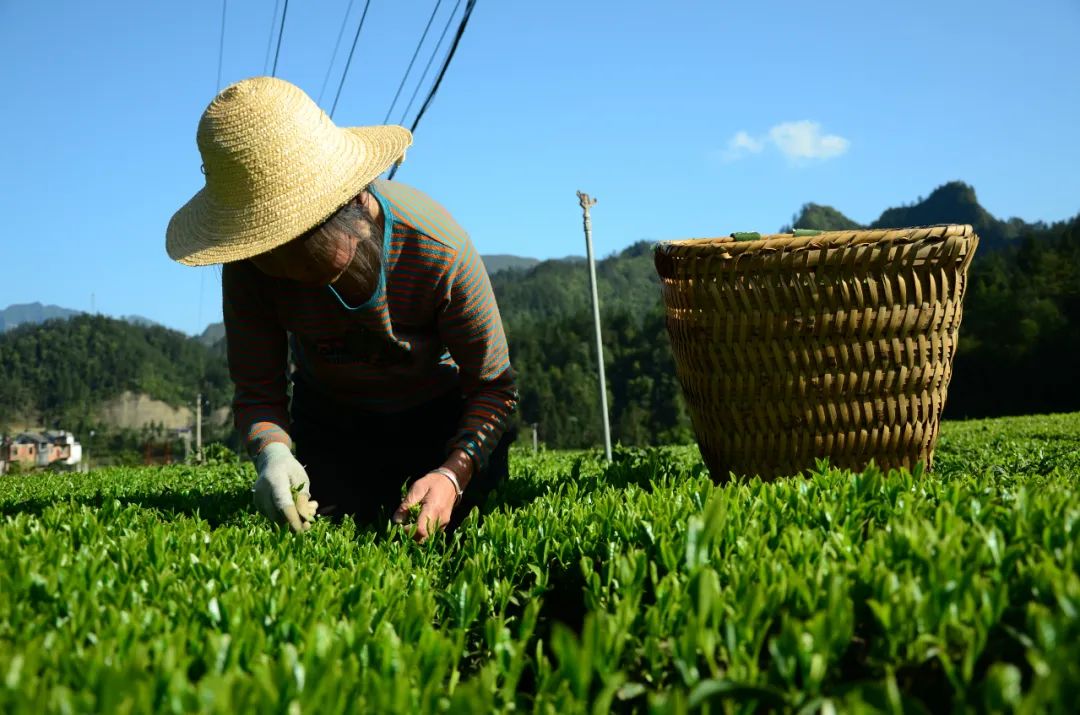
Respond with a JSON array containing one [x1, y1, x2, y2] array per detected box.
[[253, 443, 318, 532]]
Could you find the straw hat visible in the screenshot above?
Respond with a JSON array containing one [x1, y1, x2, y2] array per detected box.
[[166, 76, 413, 266]]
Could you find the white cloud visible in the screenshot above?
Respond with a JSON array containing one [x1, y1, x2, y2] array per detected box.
[[768, 121, 849, 161], [723, 130, 765, 160], [721, 121, 850, 164]]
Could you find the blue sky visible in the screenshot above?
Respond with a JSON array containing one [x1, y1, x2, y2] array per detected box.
[[2, 0, 1078, 335]]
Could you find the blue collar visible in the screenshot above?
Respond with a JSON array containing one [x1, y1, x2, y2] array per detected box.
[[327, 184, 394, 312]]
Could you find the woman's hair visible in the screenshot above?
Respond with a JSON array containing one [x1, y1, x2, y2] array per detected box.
[[301, 191, 382, 297]]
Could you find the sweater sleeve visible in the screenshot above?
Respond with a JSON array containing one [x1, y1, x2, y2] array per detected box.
[[436, 237, 519, 471], [221, 262, 292, 458]]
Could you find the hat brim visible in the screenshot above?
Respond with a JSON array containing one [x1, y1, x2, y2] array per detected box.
[[166, 125, 412, 267]]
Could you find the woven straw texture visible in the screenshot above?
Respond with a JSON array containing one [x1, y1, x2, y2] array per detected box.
[[166, 76, 412, 267], [654, 224, 979, 482]]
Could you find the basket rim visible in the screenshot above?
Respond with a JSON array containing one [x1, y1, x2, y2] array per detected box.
[[654, 223, 975, 256]]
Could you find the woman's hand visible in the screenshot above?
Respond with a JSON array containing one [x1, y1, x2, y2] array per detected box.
[[392, 471, 460, 541], [253, 442, 318, 532]]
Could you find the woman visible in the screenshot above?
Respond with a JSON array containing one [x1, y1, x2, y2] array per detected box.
[[166, 76, 518, 540]]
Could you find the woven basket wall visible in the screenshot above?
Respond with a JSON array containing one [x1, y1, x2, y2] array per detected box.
[[654, 224, 979, 482]]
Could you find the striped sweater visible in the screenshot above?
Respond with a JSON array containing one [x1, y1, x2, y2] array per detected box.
[[221, 179, 518, 470]]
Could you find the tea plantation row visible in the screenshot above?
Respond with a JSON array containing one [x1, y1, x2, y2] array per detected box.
[[1, 412, 1078, 713]]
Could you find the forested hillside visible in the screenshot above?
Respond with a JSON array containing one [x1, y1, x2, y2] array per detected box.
[[0, 315, 231, 433], [496, 183, 1080, 446], [3, 182, 1077, 455], [490, 242, 691, 447]]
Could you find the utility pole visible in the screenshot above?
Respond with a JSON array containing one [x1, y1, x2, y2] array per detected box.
[[195, 392, 203, 464], [577, 190, 612, 462]]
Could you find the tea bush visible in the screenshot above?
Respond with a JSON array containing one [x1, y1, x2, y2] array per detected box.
[[1, 412, 1078, 713]]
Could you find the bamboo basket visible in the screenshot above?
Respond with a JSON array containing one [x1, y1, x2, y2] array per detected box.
[[653, 224, 979, 481]]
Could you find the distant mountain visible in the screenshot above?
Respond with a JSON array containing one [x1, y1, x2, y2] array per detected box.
[[120, 314, 163, 329], [482, 254, 540, 274], [785, 181, 1057, 251], [0, 303, 82, 332], [791, 203, 863, 231], [198, 322, 226, 347], [0, 313, 232, 433], [0, 304, 166, 334]]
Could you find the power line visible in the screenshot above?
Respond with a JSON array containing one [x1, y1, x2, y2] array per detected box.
[[396, 0, 462, 127], [382, 0, 445, 125], [262, 0, 281, 74], [404, 0, 476, 134], [388, 0, 477, 180], [271, 0, 290, 77], [318, 0, 357, 105], [201, 0, 228, 387], [330, 0, 373, 119], [215, 0, 227, 92]]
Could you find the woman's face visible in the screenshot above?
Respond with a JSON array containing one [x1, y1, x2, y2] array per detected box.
[[250, 226, 357, 286]]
